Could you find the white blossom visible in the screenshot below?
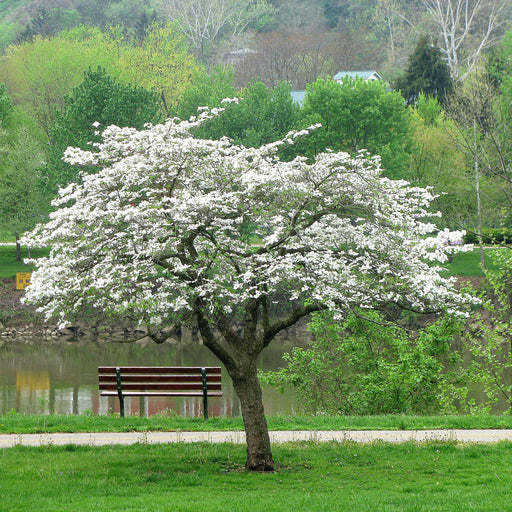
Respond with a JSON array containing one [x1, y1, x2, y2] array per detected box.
[[21, 113, 478, 328]]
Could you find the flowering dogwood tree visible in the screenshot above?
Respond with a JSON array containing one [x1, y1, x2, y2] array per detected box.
[[22, 110, 473, 471]]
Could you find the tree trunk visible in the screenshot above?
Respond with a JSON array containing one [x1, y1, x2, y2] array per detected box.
[[229, 363, 274, 471], [473, 118, 485, 270], [15, 233, 21, 262]]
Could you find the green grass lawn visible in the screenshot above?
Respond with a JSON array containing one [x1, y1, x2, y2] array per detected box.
[[2, 441, 512, 511], [2, 413, 512, 434], [0, 244, 49, 278], [443, 248, 499, 277]]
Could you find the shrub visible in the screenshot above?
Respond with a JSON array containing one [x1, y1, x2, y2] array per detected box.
[[463, 228, 512, 245], [261, 310, 466, 415]]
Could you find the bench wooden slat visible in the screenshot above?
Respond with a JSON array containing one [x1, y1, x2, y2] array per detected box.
[[100, 391, 224, 397], [98, 374, 222, 383], [99, 382, 222, 391], [98, 366, 222, 374]]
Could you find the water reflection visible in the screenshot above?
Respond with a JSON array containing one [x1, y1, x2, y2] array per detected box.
[[0, 339, 298, 417]]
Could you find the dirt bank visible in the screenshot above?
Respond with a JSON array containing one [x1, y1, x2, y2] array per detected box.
[[0, 277, 311, 344]]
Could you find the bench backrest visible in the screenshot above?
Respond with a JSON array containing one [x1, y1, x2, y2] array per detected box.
[[98, 366, 222, 394]]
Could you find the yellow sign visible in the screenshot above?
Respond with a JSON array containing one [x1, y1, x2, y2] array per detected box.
[[16, 272, 31, 290]]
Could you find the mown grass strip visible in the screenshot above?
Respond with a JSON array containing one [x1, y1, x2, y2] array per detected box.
[[2, 413, 512, 434], [441, 248, 499, 276], [2, 441, 512, 511], [0, 245, 50, 278]]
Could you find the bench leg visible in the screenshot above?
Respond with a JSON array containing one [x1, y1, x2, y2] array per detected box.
[[201, 367, 208, 420], [116, 367, 125, 418]]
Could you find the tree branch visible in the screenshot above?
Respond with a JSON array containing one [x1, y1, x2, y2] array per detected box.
[[263, 302, 327, 347]]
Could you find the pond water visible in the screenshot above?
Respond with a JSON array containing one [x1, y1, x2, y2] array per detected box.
[[0, 338, 299, 418]]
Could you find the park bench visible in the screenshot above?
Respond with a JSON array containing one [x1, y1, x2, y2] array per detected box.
[[98, 366, 222, 419]]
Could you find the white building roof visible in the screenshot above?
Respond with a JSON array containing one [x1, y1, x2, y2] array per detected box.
[[333, 70, 382, 82]]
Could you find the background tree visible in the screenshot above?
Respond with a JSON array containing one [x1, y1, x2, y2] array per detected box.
[[395, 36, 453, 105], [409, 95, 477, 230], [174, 67, 237, 120], [419, 0, 505, 81], [0, 28, 120, 139], [446, 76, 512, 265], [183, 80, 299, 147], [15, 6, 82, 43], [273, 0, 328, 32], [0, 129, 46, 260], [45, 67, 162, 194], [234, 30, 383, 89], [159, 0, 275, 61], [294, 77, 414, 179], [0, 83, 13, 129], [23, 113, 473, 471], [117, 22, 200, 113]]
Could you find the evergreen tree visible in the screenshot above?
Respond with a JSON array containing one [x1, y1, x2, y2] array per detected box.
[[44, 67, 162, 195], [395, 36, 453, 106]]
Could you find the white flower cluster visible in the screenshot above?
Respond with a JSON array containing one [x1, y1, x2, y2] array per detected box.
[[22, 111, 478, 327]]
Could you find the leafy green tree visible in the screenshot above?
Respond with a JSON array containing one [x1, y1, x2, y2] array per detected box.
[[460, 248, 512, 414], [199, 81, 299, 147], [395, 36, 453, 106], [177, 75, 299, 148], [294, 77, 414, 179], [0, 29, 121, 139], [174, 67, 237, 120], [45, 67, 162, 194], [16, 7, 82, 43], [262, 310, 467, 415], [0, 129, 46, 260], [408, 95, 485, 230], [0, 83, 13, 134], [117, 22, 199, 113]]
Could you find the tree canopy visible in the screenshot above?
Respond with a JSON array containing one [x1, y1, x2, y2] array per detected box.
[[295, 77, 414, 179], [22, 111, 474, 470]]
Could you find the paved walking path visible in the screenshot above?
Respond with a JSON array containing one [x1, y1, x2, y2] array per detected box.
[[2, 429, 512, 448]]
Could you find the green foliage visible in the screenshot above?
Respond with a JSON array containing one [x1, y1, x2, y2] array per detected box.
[[484, 248, 512, 317], [16, 6, 82, 43], [394, 36, 453, 106], [0, 83, 13, 127], [488, 31, 512, 88], [0, 29, 122, 138], [407, 101, 507, 231], [0, 19, 21, 52], [294, 77, 414, 179], [45, 67, 162, 194], [463, 229, 512, 245], [415, 93, 442, 126], [261, 310, 466, 415], [117, 22, 199, 113], [464, 255, 512, 412], [457, 248, 512, 414], [174, 66, 237, 120], [0, 128, 47, 243], [183, 79, 300, 148]]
